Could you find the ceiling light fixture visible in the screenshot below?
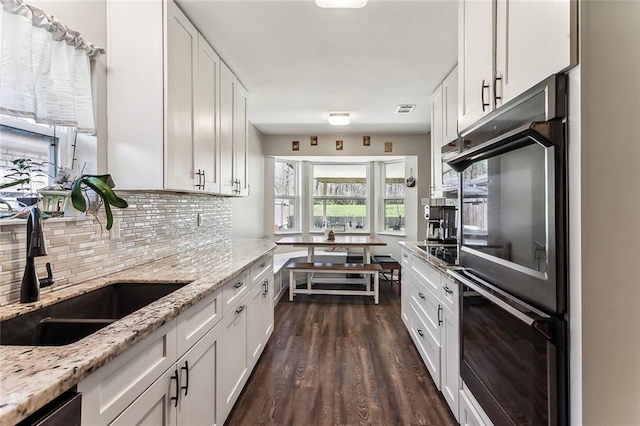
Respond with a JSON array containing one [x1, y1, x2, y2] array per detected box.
[[328, 112, 350, 126], [315, 0, 368, 9]]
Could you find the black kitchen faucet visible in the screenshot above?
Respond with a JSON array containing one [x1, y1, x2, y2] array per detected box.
[[20, 206, 54, 303]]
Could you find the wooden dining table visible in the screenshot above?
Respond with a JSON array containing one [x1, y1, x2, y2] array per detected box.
[[275, 235, 387, 263]]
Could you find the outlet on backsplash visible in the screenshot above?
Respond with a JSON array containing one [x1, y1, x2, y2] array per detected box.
[[109, 218, 121, 240]]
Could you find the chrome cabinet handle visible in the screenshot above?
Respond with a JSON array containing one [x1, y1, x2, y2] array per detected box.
[[201, 170, 206, 190], [235, 304, 246, 315], [481, 79, 490, 112], [170, 369, 179, 407], [494, 76, 502, 107], [180, 361, 189, 396], [234, 281, 243, 289], [260, 262, 267, 268], [444, 286, 453, 295], [262, 278, 268, 297], [417, 328, 424, 338], [437, 305, 443, 326], [418, 292, 426, 300]]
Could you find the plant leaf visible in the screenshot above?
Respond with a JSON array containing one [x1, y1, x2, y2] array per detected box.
[[0, 178, 29, 190], [103, 200, 114, 230], [71, 178, 87, 212], [82, 176, 128, 208]]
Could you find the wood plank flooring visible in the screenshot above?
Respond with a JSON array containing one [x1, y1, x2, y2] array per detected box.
[[225, 281, 456, 426]]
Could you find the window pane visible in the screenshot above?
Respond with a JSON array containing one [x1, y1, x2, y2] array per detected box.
[[313, 164, 367, 197], [274, 198, 297, 231], [274, 160, 295, 196], [312, 198, 367, 230], [385, 161, 405, 197], [1, 122, 56, 210], [384, 199, 405, 232]]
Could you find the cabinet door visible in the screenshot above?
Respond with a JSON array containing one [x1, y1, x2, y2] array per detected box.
[[219, 62, 236, 195], [430, 85, 443, 196], [261, 273, 275, 343], [458, 0, 495, 131], [177, 323, 222, 426], [400, 251, 412, 326], [409, 301, 441, 389], [195, 35, 220, 193], [165, 0, 198, 191], [495, 0, 576, 106], [235, 82, 249, 196], [247, 282, 263, 371], [441, 305, 460, 421], [110, 367, 177, 426], [218, 297, 249, 421], [442, 67, 459, 145]]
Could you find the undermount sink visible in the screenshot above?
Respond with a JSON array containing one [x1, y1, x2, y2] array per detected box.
[[0, 282, 189, 346]]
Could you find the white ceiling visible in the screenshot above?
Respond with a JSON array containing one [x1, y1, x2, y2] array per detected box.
[[177, 0, 458, 135]]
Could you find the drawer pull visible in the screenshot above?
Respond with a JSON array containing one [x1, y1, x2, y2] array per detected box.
[[180, 361, 189, 396], [234, 281, 243, 289], [170, 369, 179, 407], [438, 305, 443, 326], [260, 262, 267, 268], [417, 328, 424, 338], [418, 292, 425, 300], [235, 304, 246, 315], [262, 278, 269, 297], [444, 286, 453, 295]]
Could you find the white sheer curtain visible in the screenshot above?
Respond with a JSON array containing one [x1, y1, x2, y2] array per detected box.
[[0, 0, 104, 133]]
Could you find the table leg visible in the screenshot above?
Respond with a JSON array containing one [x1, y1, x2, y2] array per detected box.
[[364, 247, 370, 291], [289, 270, 294, 301], [374, 271, 379, 304]]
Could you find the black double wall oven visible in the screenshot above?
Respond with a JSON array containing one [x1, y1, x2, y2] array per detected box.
[[448, 75, 568, 426]]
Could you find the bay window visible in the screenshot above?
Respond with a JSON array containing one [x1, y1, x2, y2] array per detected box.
[[382, 160, 405, 233], [312, 163, 369, 231], [274, 159, 300, 232]]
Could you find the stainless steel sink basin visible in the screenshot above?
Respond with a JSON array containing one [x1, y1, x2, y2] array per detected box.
[[0, 282, 189, 346]]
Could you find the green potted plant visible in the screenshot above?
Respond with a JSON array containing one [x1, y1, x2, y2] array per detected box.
[[0, 158, 47, 208], [71, 174, 128, 230]]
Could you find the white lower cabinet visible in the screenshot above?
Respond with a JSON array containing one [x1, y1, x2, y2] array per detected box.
[[459, 386, 493, 426], [79, 253, 275, 426], [401, 249, 460, 420]]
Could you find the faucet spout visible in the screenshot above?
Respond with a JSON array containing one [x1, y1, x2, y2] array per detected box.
[[20, 206, 48, 303]]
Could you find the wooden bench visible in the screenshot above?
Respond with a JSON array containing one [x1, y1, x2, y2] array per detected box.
[[287, 262, 383, 304]]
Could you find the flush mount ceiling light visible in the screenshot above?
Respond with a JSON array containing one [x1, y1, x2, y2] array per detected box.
[[315, 0, 368, 8], [328, 112, 350, 126]]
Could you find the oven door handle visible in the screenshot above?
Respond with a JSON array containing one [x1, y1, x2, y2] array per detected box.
[[448, 121, 561, 173], [448, 270, 546, 327]]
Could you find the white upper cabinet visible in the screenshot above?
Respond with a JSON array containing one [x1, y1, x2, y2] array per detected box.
[[431, 66, 458, 196], [495, 0, 577, 106], [458, 0, 495, 131], [194, 35, 221, 193], [165, 0, 198, 191], [235, 82, 249, 196], [107, 0, 247, 196], [458, 0, 576, 131]]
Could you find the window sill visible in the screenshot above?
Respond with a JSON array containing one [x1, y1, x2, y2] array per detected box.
[[274, 230, 302, 236], [308, 230, 371, 235], [378, 231, 407, 237]]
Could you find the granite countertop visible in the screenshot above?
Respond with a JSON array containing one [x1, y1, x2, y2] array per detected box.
[[398, 241, 462, 274], [0, 238, 276, 426]]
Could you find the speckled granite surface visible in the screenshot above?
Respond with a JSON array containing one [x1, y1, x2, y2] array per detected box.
[[0, 238, 275, 426]]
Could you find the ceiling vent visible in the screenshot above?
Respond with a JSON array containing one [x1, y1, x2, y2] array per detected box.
[[395, 104, 416, 114]]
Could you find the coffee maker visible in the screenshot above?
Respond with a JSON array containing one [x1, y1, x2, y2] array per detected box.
[[425, 205, 457, 243]]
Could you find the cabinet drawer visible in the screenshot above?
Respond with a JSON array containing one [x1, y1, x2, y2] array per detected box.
[[409, 302, 441, 388], [222, 272, 249, 315], [401, 250, 412, 268], [411, 256, 440, 295], [251, 253, 273, 286], [441, 274, 459, 317], [78, 319, 177, 426], [410, 275, 441, 345], [177, 288, 222, 355], [460, 387, 493, 426]]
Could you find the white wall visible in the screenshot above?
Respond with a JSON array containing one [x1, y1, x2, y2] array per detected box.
[[577, 1, 640, 424], [262, 133, 431, 260], [232, 124, 266, 238]]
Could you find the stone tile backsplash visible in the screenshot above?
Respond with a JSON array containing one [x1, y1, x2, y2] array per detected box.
[[0, 191, 232, 305]]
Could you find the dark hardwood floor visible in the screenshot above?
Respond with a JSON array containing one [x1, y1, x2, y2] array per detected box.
[[225, 281, 456, 426]]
